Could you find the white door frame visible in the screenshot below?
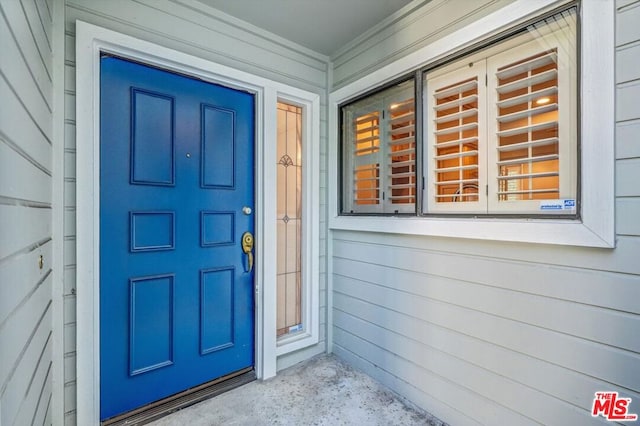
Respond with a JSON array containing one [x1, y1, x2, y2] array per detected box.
[[75, 21, 319, 425]]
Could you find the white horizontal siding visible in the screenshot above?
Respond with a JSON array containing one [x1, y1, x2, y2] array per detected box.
[[0, 1, 53, 425], [61, 0, 329, 420], [330, 1, 640, 425]]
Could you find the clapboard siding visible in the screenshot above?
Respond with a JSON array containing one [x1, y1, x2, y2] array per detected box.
[[333, 304, 620, 413], [329, 1, 640, 425], [0, 241, 52, 327], [0, 75, 52, 173], [333, 319, 602, 426], [333, 256, 640, 390], [616, 119, 640, 159], [0, 143, 51, 206], [617, 81, 640, 122], [616, 42, 640, 84], [0, 3, 53, 425], [61, 0, 329, 420], [617, 0, 640, 46], [0, 0, 52, 104], [333, 256, 640, 354], [617, 198, 640, 236]]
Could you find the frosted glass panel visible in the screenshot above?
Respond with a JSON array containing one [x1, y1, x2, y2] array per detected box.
[[276, 102, 303, 337]]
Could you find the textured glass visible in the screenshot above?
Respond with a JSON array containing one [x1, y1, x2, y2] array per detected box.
[[276, 102, 303, 337]]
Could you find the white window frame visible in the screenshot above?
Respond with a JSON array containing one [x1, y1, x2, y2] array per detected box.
[[342, 79, 416, 214], [275, 94, 320, 356], [424, 13, 578, 215], [76, 21, 320, 425], [329, 0, 615, 248]]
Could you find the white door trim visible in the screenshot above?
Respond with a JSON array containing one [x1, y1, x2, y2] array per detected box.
[[75, 21, 319, 425]]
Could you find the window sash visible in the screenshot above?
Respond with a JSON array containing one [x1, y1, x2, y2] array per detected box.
[[424, 7, 577, 215], [426, 60, 487, 213], [342, 81, 416, 214], [487, 13, 577, 214]]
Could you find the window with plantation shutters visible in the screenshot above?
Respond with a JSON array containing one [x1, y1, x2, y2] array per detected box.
[[426, 61, 486, 213], [339, 7, 578, 218], [342, 79, 416, 214], [425, 7, 577, 215]]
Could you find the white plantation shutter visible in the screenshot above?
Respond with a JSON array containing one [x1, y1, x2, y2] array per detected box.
[[424, 7, 576, 215], [353, 110, 382, 208], [386, 88, 416, 213], [342, 80, 416, 214], [426, 61, 486, 213], [487, 17, 577, 214], [341, 8, 577, 217]]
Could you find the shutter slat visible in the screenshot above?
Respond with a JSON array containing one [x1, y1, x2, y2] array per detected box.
[[497, 86, 557, 109], [434, 122, 478, 136], [390, 124, 415, 135], [388, 183, 414, 190], [496, 51, 558, 79], [434, 178, 478, 186], [434, 164, 478, 173], [496, 69, 557, 94], [435, 108, 478, 124], [389, 148, 415, 157], [497, 188, 558, 195], [389, 135, 415, 146], [498, 103, 557, 123], [435, 150, 478, 161], [388, 171, 415, 178], [434, 137, 478, 149], [390, 159, 415, 168], [434, 79, 477, 99], [355, 114, 378, 125], [497, 137, 558, 152], [356, 125, 379, 134], [354, 135, 379, 145], [496, 120, 556, 137], [497, 171, 558, 180], [434, 94, 478, 111], [389, 112, 414, 125], [497, 153, 558, 166]]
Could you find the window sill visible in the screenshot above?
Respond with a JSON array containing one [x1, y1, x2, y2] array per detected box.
[[275, 330, 318, 356], [329, 215, 614, 248]]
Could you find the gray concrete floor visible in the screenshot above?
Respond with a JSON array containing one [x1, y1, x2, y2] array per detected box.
[[148, 354, 446, 426]]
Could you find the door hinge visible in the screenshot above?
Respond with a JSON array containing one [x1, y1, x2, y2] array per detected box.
[[485, 74, 488, 86], [486, 185, 489, 196]]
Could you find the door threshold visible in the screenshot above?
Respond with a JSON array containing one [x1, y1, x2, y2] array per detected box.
[[101, 367, 256, 426]]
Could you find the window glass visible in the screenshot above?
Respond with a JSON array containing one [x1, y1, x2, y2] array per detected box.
[[341, 79, 416, 214], [276, 102, 303, 337], [424, 7, 577, 215], [339, 6, 577, 217]]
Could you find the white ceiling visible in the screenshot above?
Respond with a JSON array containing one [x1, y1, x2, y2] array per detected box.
[[196, 0, 415, 56]]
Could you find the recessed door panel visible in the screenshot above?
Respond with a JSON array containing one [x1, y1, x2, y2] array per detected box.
[[100, 56, 255, 421]]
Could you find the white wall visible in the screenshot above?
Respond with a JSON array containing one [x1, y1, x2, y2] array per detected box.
[[330, 1, 640, 425], [59, 0, 329, 423], [0, 0, 54, 424]]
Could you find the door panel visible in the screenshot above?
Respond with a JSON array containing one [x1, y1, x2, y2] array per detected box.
[[100, 56, 255, 421]]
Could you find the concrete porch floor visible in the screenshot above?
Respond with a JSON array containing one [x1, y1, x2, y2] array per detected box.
[[148, 354, 446, 425]]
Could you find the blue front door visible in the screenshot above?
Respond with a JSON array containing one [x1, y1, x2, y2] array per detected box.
[[99, 56, 255, 420]]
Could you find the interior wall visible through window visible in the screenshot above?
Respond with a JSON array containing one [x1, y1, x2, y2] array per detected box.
[[276, 102, 303, 337]]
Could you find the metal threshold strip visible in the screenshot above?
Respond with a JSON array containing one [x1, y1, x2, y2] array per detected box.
[[101, 367, 256, 426]]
